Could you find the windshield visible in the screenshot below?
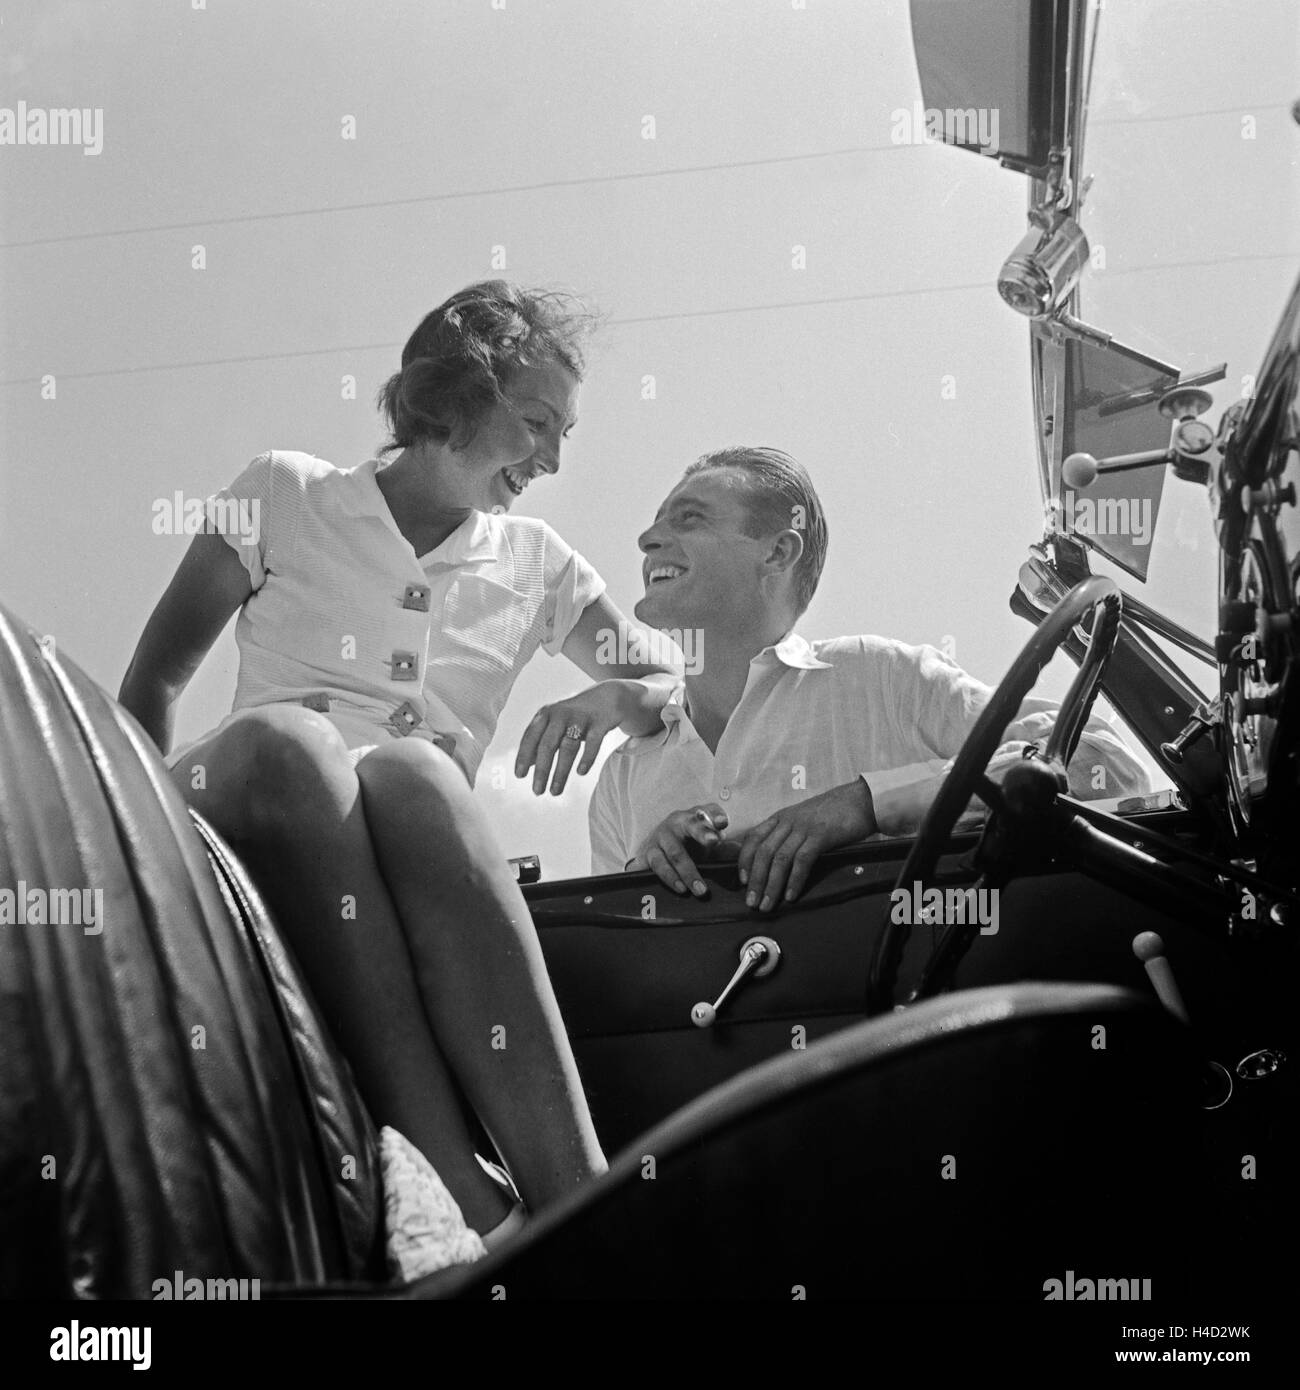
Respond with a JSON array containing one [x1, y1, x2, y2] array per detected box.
[[1072, 0, 1300, 648]]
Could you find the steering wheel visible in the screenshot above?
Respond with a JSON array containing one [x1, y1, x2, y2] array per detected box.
[[867, 576, 1124, 1013]]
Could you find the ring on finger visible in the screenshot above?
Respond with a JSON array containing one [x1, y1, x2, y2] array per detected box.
[[563, 724, 585, 741]]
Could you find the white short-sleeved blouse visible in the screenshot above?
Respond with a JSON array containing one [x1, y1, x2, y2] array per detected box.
[[168, 451, 605, 785]]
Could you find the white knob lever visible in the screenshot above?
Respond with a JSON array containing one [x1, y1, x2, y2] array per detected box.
[[1132, 931, 1233, 1109], [1132, 931, 1190, 1024], [691, 936, 781, 1028]]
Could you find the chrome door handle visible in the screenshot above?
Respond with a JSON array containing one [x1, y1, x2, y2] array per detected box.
[[691, 936, 781, 1028]]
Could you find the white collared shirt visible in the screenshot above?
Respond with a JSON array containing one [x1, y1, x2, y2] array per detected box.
[[588, 632, 1150, 873], [206, 451, 604, 784]]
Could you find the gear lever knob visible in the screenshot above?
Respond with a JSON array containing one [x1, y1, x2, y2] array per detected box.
[[1132, 931, 1190, 1023], [1132, 931, 1234, 1109]]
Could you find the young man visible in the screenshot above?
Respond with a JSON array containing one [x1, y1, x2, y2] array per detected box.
[[588, 447, 1149, 910]]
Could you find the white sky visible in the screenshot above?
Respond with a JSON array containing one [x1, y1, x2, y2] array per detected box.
[[1, 0, 1297, 877]]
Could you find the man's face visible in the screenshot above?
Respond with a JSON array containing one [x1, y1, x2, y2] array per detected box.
[[635, 470, 769, 630]]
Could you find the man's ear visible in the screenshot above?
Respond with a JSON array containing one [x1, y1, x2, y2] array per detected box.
[[765, 528, 805, 579]]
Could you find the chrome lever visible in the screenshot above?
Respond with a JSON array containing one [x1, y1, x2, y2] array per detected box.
[[1132, 931, 1233, 1110], [691, 936, 781, 1028], [1160, 698, 1221, 763]]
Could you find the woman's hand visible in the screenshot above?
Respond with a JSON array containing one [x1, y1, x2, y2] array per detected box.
[[517, 679, 658, 795]]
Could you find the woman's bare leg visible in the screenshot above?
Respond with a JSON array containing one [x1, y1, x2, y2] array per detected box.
[[170, 707, 513, 1232], [354, 739, 607, 1212]]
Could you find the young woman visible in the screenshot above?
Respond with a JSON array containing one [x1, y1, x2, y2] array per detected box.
[[119, 282, 677, 1254]]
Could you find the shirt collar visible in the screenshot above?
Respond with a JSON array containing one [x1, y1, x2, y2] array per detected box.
[[342, 458, 499, 564], [339, 457, 391, 518], [429, 509, 499, 565], [658, 685, 698, 745], [633, 633, 831, 754], [760, 631, 834, 670]]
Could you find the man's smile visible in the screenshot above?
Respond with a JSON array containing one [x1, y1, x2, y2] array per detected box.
[[645, 563, 687, 587]]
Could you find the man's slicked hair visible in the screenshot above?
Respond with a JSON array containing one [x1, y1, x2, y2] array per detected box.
[[683, 446, 829, 615]]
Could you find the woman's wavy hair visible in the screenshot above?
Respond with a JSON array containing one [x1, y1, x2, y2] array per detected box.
[[377, 281, 597, 453]]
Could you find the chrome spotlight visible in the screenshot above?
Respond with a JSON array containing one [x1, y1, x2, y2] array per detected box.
[[998, 216, 1090, 318]]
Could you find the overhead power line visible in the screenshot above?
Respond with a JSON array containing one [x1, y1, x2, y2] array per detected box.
[[2, 250, 1297, 388], [0, 281, 992, 385], [1, 101, 1291, 251], [0, 143, 910, 250]]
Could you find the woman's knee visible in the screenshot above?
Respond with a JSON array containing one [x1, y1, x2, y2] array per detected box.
[[354, 739, 474, 829], [179, 706, 356, 838]]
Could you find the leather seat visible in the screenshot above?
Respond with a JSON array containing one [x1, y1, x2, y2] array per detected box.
[[0, 602, 386, 1297]]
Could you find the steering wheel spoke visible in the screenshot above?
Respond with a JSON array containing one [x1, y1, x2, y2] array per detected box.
[[973, 775, 1006, 814], [867, 577, 1124, 1014]]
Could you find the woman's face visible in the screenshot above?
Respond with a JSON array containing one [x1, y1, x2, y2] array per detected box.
[[445, 359, 580, 513]]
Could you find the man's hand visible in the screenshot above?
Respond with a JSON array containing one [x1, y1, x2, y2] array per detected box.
[[628, 803, 730, 897], [738, 779, 876, 912]]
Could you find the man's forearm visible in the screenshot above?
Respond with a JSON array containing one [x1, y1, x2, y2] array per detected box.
[[851, 775, 879, 839]]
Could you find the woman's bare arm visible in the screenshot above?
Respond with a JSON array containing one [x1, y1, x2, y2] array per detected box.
[[516, 594, 680, 794], [558, 592, 680, 704], [118, 532, 253, 753]]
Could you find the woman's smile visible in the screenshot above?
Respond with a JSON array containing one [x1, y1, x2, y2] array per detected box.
[[501, 465, 535, 497]]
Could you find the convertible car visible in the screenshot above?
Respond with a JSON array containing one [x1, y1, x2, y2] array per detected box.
[[2, 0, 1296, 1302]]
